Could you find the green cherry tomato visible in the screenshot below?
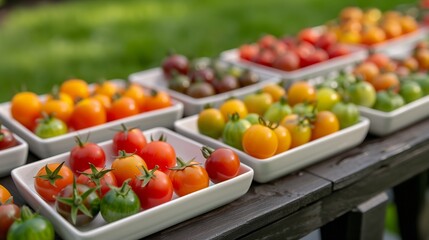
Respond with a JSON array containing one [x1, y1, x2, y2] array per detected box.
[[412, 74, 429, 95], [7, 206, 54, 240], [263, 96, 292, 123], [197, 107, 225, 139], [316, 87, 341, 111], [243, 92, 273, 115], [399, 80, 423, 103], [245, 113, 260, 125], [346, 80, 376, 108], [331, 102, 360, 129], [222, 113, 251, 150], [34, 114, 68, 138], [373, 91, 405, 112], [292, 102, 317, 116]]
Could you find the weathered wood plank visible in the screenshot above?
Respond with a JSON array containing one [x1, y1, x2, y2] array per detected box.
[[145, 172, 331, 240]]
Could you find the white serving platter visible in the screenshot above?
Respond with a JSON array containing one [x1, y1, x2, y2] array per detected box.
[[129, 67, 280, 116], [11, 127, 254, 240], [220, 45, 367, 82], [174, 115, 370, 183], [358, 96, 429, 136], [0, 81, 184, 159], [0, 128, 28, 177]]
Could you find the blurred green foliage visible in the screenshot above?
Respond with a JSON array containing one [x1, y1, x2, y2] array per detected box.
[[0, 0, 412, 101]]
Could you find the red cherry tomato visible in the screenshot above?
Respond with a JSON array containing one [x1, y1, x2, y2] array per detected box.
[[130, 165, 173, 210], [139, 134, 176, 173], [34, 162, 74, 202], [76, 164, 118, 197], [69, 136, 106, 174], [0, 125, 17, 150], [201, 146, 240, 183], [168, 157, 209, 197], [298, 28, 320, 45], [112, 124, 147, 155]]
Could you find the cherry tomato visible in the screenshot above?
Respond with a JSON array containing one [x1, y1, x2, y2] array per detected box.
[[139, 134, 176, 173], [90, 94, 112, 110], [273, 125, 292, 154], [298, 28, 320, 45], [346, 80, 376, 108], [130, 165, 173, 209], [239, 44, 260, 61], [262, 83, 286, 102], [42, 87, 74, 124], [373, 90, 405, 112], [372, 73, 400, 92], [353, 62, 380, 84], [144, 90, 172, 111], [161, 53, 189, 79], [242, 121, 278, 159], [112, 124, 147, 155], [69, 136, 106, 174], [311, 111, 340, 140], [168, 157, 209, 197], [263, 96, 292, 123], [76, 164, 118, 197], [243, 92, 273, 116], [361, 26, 386, 45], [34, 162, 74, 202], [399, 80, 423, 103], [107, 96, 139, 122], [222, 113, 251, 150], [400, 15, 418, 33], [201, 146, 240, 183], [0, 199, 20, 240], [316, 87, 341, 111], [287, 81, 316, 106], [197, 107, 225, 139], [186, 82, 216, 98], [238, 69, 260, 87], [111, 151, 147, 185], [55, 181, 100, 226], [0, 185, 12, 204], [69, 98, 106, 130], [273, 52, 300, 71], [331, 102, 360, 129], [0, 125, 17, 150], [123, 83, 146, 112], [340, 6, 363, 22], [219, 99, 248, 120], [245, 113, 260, 125], [7, 206, 54, 240], [34, 114, 68, 139], [280, 114, 312, 148], [168, 73, 191, 94], [94, 81, 122, 99], [59, 79, 90, 103], [10, 91, 42, 131]]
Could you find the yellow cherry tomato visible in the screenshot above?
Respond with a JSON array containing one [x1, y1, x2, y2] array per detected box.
[[242, 124, 278, 159], [262, 83, 286, 102], [280, 114, 311, 148], [273, 125, 291, 154], [219, 99, 248, 120]]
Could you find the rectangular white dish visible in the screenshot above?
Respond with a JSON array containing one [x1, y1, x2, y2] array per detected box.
[[220, 45, 367, 82], [358, 96, 429, 136], [174, 115, 370, 183], [0, 128, 28, 177], [11, 127, 254, 240], [128, 67, 280, 116], [0, 82, 184, 159]]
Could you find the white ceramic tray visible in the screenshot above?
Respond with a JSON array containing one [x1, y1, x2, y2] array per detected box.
[[11, 127, 254, 240], [129, 68, 280, 116], [220, 45, 367, 82], [175, 115, 370, 183], [0, 82, 184, 159], [358, 96, 429, 136], [0, 129, 28, 177]]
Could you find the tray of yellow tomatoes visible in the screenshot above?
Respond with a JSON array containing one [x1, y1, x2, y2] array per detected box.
[[0, 79, 183, 158], [175, 82, 369, 183]]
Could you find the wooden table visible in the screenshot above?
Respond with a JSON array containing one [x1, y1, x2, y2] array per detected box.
[[2, 117, 429, 240]]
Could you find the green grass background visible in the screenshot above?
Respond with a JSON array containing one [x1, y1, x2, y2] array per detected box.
[[0, 0, 415, 102]]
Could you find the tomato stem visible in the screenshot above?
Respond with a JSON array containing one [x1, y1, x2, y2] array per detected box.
[[35, 162, 65, 187], [20, 205, 36, 221], [170, 157, 200, 170], [201, 146, 215, 159]]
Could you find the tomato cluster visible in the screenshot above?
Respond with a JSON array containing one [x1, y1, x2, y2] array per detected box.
[[10, 79, 173, 138], [238, 29, 351, 71], [326, 7, 419, 45], [0, 185, 54, 240], [32, 126, 241, 225], [320, 48, 429, 112], [162, 53, 261, 98], [197, 82, 359, 159]]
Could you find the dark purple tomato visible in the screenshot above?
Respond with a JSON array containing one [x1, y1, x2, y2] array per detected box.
[[238, 69, 260, 87], [213, 75, 239, 93], [189, 68, 215, 84], [168, 74, 191, 93], [186, 82, 216, 98], [161, 53, 189, 79]]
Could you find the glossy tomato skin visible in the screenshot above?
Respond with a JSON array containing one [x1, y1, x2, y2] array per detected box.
[[112, 125, 147, 155], [331, 102, 360, 129], [202, 147, 240, 183], [161, 53, 189, 79], [0, 202, 20, 240], [111, 152, 147, 185], [34, 116, 68, 139], [130, 167, 173, 209], [0, 185, 11, 204], [76, 167, 118, 197], [168, 160, 209, 197], [7, 206, 54, 240], [139, 139, 176, 173], [69, 140, 106, 175], [100, 182, 141, 223], [0, 127, 17, 150], [242, 124, 278, 158], [55, 184, 100, 226], [34, 163, 74, 202]]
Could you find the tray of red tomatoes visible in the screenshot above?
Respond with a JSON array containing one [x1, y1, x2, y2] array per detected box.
[[11, 127, 253, 240], [0, 79, 183, 158]]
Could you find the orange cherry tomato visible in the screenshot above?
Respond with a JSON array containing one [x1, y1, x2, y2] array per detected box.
[[361, 26, 386, 45], [42, 98, 74, 124], [372, 72, 400, 92], [262, 83, 286, 103], [168, 158, 209, 197], [45, 92, 74, 107], [123, 83, 146, 112], [34, 162, 74, 202], [273, 125, 291, 154], [401, 57, 419, 72], [399, 15, 418, 34], [340, 6, 363, 22], [338, 30, 361, 44], [381, 20, 403, 39], [11, 92, 42, 131], [311, 111, 340, 140], [94, 81, 122, 99], [365, 53, 391, 70], [60, 79, 90, 103], [107, 96, 139, 122], [287, 81, 316, 106], [353, 62, 380, 84], [219, 98, 248, 120], [242, 124, 278, 159], [280, 114, 311, 148], [90, 94, 112, 110], [144, 90, 172, 112], [69, 98, 106, 130], [111, 151, 147, 186], [0, 185, 12, 204]]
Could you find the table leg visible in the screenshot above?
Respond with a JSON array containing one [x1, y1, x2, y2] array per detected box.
[[321, 192, 388, 240], [393, 171, 428, 240]]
